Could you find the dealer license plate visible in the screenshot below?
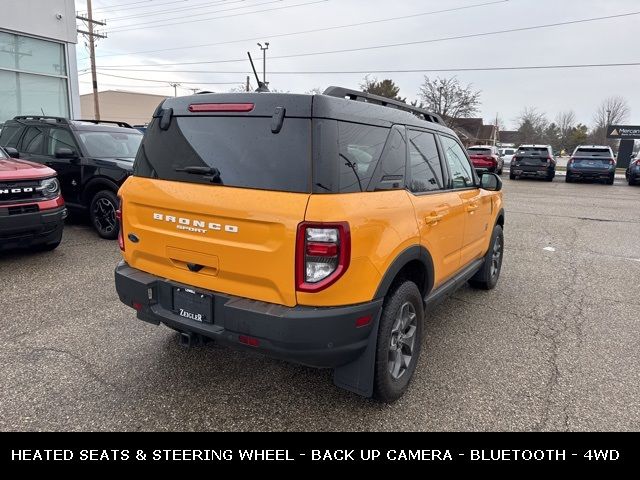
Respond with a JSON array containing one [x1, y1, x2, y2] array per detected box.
[[173, 287, 213, 323]]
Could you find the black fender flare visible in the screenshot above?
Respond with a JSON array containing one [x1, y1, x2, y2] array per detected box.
[[373, 245, 435, 300], [496, 207, 505, 228], [82, 177, 120, 205]]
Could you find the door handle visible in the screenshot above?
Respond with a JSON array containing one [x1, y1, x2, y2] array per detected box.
[[425, 212, 447, 225], [466, 202, 479, 213]]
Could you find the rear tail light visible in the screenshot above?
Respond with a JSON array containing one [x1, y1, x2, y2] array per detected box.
[[568, 157, 575, 166], [296, 222, 350, 292], [635, 159, 640, 166], [116, 196, 124, 251], [609, 159, 616, 166]]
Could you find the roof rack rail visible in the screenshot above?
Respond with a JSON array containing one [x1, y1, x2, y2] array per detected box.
[[13, 115, 70, 124], [74, 119, 134, 129], [322, 86, 443, 125]]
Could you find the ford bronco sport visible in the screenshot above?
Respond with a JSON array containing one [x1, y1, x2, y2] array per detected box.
[[0, 116, 143, 239], [0, 145, 66, 251], [114, 88, 505, 402]]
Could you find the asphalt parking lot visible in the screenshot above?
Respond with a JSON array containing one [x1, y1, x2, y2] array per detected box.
[[1, 177, 639, 432]]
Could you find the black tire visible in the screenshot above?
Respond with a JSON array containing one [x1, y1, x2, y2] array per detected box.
[[509, 173, 516, 180], [630, 177, 637, 186], [469, 225, 504, 290], [373, 281, 424, 403], [606, 175, 615, 185], [545, 175, 554, 182], [89, 190, 119, 239], [565, 175, 573, 183]]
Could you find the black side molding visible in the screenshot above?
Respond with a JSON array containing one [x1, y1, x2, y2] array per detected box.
[[424, 258, 484, 310]]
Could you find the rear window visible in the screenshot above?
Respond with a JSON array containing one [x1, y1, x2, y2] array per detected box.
[[134, 116, 311, 193], [517, 147, 548, 155], [575, 148, 612, 157], [468, 148, 492, 156]]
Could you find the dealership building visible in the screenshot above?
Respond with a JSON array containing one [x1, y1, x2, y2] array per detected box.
[[0, 0, 80, 124]]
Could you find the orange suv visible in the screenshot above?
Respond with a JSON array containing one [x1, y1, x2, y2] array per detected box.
[[114, 87, 505, 402]]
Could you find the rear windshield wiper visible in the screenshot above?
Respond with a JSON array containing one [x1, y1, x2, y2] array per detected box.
[[174, 165, 222, 182]]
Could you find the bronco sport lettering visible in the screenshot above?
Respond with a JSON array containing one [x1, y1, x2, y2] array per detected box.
[[114, 87, 505, 402]]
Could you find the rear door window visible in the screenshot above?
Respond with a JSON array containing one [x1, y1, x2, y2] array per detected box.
[[135, 116, 312, 193], [338, 122, 389, 192], [408, 129, 444, 193]]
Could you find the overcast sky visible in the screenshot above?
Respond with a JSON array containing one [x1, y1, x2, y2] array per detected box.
[[77, 0, 639, 129]]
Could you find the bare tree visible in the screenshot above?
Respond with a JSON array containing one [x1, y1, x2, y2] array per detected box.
[[305, 87, 324, 95], [592, 96, 630, 144], [516, 107, 549, 144], [417, 76, 481, 127], [555, 110, 576, 150]]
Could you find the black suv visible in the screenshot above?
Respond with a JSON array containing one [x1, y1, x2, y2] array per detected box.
[[0, 117, 143, 238]]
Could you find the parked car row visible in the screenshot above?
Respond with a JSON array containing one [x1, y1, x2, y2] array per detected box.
[[0, 116, 143, 249], [470, 144, 639, 186]]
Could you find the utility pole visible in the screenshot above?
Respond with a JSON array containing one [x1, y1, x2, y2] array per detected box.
[[170, 83, 181, 97], [77, 0, 106, 121], [189, 88, 199, 95], [257, 42, 269, 87]]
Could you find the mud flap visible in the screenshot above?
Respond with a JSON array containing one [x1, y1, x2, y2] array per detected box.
[[332, 310, 381, 397]]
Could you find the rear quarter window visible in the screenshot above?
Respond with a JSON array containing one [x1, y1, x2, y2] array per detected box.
[[338, 122, 389, 193], [0, 124, 23, 148]]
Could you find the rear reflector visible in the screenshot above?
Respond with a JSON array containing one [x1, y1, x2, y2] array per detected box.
[[132, 301, 143, 311], [239, 335, 260, 347], [188, 103, 254, 113], [355, 315, 372, 328]]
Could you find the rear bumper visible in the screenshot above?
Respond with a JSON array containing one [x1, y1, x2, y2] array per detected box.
[[472, 162, 497, 172], [0, 205, 66, 250], [510, 165, 554, 177], [567, 168, 613, 180], [114, 261, 382, 368]]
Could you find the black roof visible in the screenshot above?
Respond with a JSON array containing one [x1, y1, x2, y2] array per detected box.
[[157, 87, 456, 136]]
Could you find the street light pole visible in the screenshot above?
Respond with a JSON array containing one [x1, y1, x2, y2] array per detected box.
[[257, 42, 269, 86]]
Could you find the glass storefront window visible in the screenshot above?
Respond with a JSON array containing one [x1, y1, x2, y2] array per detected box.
[[0, 31, 66, 76], [0, 31, 69, 123]]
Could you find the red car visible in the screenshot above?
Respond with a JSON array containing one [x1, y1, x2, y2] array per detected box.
[[0, 146, 66, 251], [467, 145, 504, 174]]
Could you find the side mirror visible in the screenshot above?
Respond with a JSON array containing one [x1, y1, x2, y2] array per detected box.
[[55, 147, 77, 159], [4, 147, 19, 158], [480, 172, 502, 192]]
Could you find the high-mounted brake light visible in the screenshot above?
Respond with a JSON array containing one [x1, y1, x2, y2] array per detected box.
[[188, 103, 254, 113], [296, 222, 350, 293]]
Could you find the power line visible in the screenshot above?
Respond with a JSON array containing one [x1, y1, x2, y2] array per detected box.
[[109, 0, 329, 33], [91, 62, 640, 76], [109, 0, 283, 29], [110, 0, 247, 21], [96, 0, 507, 58], [97, 10, 640, 67], [81, 70, 242, 84], [93, 0, 187, 13]]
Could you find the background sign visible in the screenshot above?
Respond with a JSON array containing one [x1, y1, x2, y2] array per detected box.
[[607, 125, 640, 139]]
